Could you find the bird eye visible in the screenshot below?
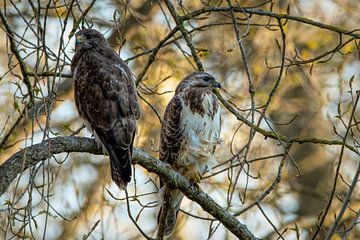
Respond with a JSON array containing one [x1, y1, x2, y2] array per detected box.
[[203, 76, 212, 82]]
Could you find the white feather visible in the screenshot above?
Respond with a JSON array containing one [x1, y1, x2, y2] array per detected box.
[[179, 93, 221, 175]]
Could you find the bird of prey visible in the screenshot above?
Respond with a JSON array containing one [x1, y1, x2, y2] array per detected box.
[[158, 72, 221, 236], [71, 29, 140, 189]]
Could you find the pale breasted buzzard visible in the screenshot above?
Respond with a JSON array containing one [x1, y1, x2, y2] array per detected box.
[[71, 29, 140, 189], [158, 72, 221, 236]]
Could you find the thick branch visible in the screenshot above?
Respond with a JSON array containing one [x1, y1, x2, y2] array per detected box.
[[0, 136, 258, 240]]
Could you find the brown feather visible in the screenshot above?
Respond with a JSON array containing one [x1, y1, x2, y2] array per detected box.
[[158, 72, 221, 236], [71, 29, 140, 189], [159, 95, 183, 166]]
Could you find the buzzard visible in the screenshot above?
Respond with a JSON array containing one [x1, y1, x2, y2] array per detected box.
[[158, 72, 221, 236], [71, 29, 140, 189]]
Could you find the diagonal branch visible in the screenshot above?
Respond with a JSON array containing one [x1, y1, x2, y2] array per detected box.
[[325, 158, 360, 239], [164, 0, 204, 71], [180, 7, 360, 40], [214, 91, 360, 155], [0, 9, 34, 105], [312, 90, 360, 239], [0, 136, 259, 240]]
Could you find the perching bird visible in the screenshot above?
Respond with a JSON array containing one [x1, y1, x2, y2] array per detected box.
[[158, 72, 221, 237], [71, 29, 140, 189]]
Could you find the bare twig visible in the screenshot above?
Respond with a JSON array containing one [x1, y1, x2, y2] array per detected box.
[[235, 144, 291, 216], [214, 91, 360, 155], [181, 7, 360, 40], [326, 158, 360, 239], [164, 0, 204, 71], [0, 9, 34, 105], [312, 90, 360, 239]]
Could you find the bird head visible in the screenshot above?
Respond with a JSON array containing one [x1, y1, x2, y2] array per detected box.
[[74, 29, 109, 52], [178, 72, 221, 92]]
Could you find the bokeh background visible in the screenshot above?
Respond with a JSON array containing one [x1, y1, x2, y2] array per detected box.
[[0, 0, 359, 239]]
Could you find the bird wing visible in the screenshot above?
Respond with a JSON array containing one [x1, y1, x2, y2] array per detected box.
[[158, 94, 185, 237], [74, 50, 138, 188], [159, 95, 184, 165]]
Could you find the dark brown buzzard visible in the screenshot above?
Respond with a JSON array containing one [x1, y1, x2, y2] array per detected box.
[[71, 29, 140, 189], [158, 72, 222, 236]]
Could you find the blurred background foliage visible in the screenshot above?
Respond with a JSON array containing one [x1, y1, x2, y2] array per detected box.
[[0, 0, 359, 239]]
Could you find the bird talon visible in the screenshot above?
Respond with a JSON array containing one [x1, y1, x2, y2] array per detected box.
[[193, 183, 202, 193], [195, 172, 203, 183], [189, 171, 202, 183]]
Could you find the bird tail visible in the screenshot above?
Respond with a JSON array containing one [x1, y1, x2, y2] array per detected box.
[[107, 145, 132, 189], [158, 187, 184, 237], [94, 127, 134, 190]]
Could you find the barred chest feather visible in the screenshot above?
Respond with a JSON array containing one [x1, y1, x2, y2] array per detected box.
[[179, 92, 221, 175]]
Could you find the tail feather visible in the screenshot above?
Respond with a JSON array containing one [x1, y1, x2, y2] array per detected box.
[[108, 146, 132, 189], [158, 187, 184, 237], [94, 127, 133, 189]]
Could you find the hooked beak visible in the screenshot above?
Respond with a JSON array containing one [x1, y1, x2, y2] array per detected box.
[[213, 82, 221, 89], [75, 35, 82, 50]]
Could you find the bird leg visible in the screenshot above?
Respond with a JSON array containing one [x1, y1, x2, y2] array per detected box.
[[188, 169, 202, 183], [192, 182, 203, 194], [187, 170, 203, 193]]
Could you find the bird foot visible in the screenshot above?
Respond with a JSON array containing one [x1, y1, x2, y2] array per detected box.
[[192, 182, 202, 193], [189, 170, 202, 183]]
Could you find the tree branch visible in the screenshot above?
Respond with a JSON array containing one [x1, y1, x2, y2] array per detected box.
[[181, 7, 360, 39], [325, 158, 360, 239], [164, 0, 204, 71], [312, 90, 360, 239], [0, 9, 34, 105], [0, 136, 258, 240], [214, 91, 360, 155]]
